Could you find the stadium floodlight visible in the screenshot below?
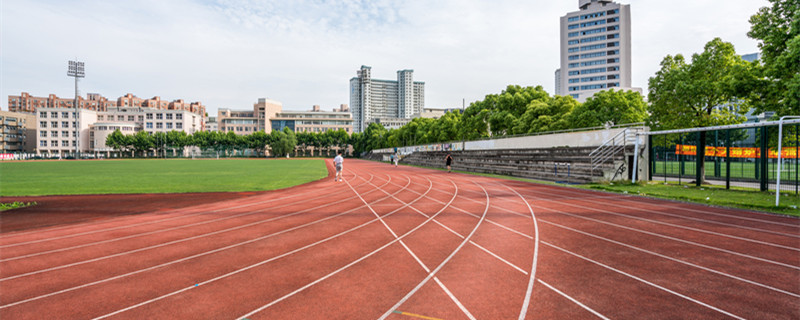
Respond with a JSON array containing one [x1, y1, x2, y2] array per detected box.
[[68, 60, 85, 158]]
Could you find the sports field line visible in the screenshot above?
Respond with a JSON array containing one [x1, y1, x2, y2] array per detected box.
[[528, 196, 800, 251], [92, 171, 441, 319], [504, 180, 800, 231], [235, 174, 463, 320], [535, 205, 800, 270], [543, 241, 745, 319], [352, 174, 475, 320], [377, 181, 488, 320], [471, 182, 800, 252], [1, 169, 409, 309], [1, 174, 376, 262], [0, 188, 316, 249], [0, 184, 316, 241], [367, 173, 536, 283], [540, 219, 800, 298], [0, 173, 390, 282], [537, 280, 610, 320]]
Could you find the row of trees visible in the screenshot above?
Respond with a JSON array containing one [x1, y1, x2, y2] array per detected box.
[[349, 86, 649, 155], [105, 127, 351, 157]]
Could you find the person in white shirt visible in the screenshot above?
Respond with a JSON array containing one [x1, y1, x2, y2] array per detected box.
[[333, 151, 344, 182]]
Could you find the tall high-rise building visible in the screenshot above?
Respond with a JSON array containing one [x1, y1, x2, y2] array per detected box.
[[349, 66, 425, 133], [558, 0, 633, 102]]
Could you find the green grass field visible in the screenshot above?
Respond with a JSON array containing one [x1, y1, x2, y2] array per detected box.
[[0, 159, 328, 196], [652, 160, 800, 181]]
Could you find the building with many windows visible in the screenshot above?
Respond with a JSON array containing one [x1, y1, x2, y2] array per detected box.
[[35, 107, 203, 157], [270, 109, 353, 134], [558, 0, 635, 102], [0, 110, 36, 154], [349, 66, 425, 133], [8, 92, 206, 118]]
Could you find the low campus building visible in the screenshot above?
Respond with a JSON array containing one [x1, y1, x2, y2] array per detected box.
[[0, 110, 36, 154]]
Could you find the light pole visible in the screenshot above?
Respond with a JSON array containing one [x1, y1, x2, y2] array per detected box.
[[68, 60, 85, 158]]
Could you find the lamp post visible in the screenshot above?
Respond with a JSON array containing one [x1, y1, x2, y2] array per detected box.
[[68, 60, 85, 158]]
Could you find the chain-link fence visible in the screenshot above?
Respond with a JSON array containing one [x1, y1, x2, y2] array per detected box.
[[648, 121, 799, 194]]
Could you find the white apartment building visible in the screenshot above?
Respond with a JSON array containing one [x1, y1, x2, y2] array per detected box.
[[350, 66, 425, 133], [36, 107, 203, 156], [558, 0, 635, 102], [36, 108, 97, 156]]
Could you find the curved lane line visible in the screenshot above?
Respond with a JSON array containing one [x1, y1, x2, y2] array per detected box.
[[0, 172, 401, 308], [378, 181, 489, 320], [235, 173, 460, 320], [543, 241, 745, 320], [501, 184, 539, 320], [89, 170, 435, 319], [1, 174, 378, 262]]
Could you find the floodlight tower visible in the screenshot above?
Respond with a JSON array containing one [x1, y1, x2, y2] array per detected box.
[[68, 60, 85, 158]]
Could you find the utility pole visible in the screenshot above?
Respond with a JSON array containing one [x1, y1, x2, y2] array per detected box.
[[68, 60, 85, 158]]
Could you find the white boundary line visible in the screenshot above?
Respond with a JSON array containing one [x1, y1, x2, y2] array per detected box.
[[537, 207, 800, 270], [0, 188, 321, 249], [508, 181, 800, 231], [234, 174, 462, 320], [92, 171, 445, 319], [378, 181, 489, 320], [1, 174, 377, 262], [543, 241, 745, 320], [1, 170, 406, 309], [540, 219, 800, 298], [537, 280, 610, 320], [505, 184, 539, 320], [356, 174, 476, 319]]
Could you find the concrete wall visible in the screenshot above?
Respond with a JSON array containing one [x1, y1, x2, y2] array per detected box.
[[465, 127, 628, 150]]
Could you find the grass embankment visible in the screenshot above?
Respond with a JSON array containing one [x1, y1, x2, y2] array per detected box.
[[404, 163, 800, 217], [0, 159, 328, 196]]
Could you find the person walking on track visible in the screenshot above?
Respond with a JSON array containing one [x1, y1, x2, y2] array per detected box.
[[445, 153, 453, 173], [334, 151, 344, 182]]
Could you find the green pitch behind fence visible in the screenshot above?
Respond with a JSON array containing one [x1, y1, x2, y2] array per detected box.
[[648, 121, 799, 194]]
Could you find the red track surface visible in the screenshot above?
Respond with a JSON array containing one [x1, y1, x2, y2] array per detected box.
[[1, 159, 798, 319]]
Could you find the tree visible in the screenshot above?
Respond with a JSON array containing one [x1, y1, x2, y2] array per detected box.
[[567, 89, 647, 128], [105, 129, 126, 156], [248, 131, 270, 156], [648, 38, 751, 184], [131, 130, 154, 157], [747, 0, 800, 116], [513, 95, 578, 134]]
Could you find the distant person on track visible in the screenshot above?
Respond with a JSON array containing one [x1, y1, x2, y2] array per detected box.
[[334, 151, 344, 182], [445, 153, 453, 173], [393, 153, 399, 167]]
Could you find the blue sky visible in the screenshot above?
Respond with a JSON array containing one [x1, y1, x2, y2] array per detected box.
[[1, 0, 769, 115]]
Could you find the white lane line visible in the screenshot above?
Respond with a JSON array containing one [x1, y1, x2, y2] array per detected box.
[[92, 170, 435, 320], [501, 179, 799, 226], [540, 219, 800, 298], [356, 174, 477, 320], [538, 206, 800, 270], [235, 174, 461, 320], [468, 241, 527, 275], [0, 176, 377, 262], [2, 170, 399, 309], [543, 241, 745, 320], [537, 280, 610, 320], [0, 173, 390, 282], [523, 196, 800, 252], [511, 184, 800, 238], [378, 181, 489, 320], [0, 190, 316, 249], [504, 185, 539, 320]]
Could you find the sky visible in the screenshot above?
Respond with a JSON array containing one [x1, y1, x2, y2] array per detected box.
[[1, 0, 770, 115]]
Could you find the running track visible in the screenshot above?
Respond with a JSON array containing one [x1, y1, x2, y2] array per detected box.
[[1, 159, 798, 319]]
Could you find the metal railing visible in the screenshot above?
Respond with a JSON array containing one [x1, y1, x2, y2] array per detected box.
[[589, 127, 642, 170]]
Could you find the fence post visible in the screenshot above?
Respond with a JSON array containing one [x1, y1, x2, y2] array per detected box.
[[760, 126, 768, 191], [726, 129, 731, 190], [649, 135, 654, 181]]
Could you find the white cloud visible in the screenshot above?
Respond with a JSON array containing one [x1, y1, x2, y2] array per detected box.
[[1, 0, 769, 116]]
